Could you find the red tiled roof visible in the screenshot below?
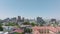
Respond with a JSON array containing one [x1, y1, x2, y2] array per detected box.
[[13, 29, 24, 33], [56, 27, 60, 31], [32, 26, 60, 33], [48, 27, 58, 33]]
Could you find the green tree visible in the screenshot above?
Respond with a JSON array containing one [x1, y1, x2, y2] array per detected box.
[[24, 28, 32, 33], [39, 21, 46, 26], [0, 23, 3, 31], [23, 22, 30, 25], [0, 26, 3, 31], [13, 32, 20, 34], [31, 22, 36, 26], [13, 32, 24, 34], [5, 22, 17, 26]]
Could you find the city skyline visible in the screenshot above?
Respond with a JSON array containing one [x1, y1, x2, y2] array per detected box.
[[0, 0, 60, 19]]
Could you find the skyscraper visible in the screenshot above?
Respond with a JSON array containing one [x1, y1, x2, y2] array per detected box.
[[17, 16, 24, 25], [3, 18, 10, 22], [17, 16, 21, 22], [50, 19, 56, 24], [37, 17, 42, 23], [22, 17, 24, 22], [10, 17, 17, 23], [37, 17, 45, 26]]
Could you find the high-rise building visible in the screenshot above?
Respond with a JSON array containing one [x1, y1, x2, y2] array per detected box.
[[50, 19, 56, 24], [17, 16, 25, 25], [22, 17, 24, 22], [37, 17, 42, 23], [24, 19, 29, 22], [37, 17, 45, 25], [3, 18, 10, 22], [17, 16, 21, 22], [10, 17, 17, 23]]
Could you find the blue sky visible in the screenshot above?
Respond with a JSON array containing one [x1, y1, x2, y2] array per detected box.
[[0, 0, 60, 19]]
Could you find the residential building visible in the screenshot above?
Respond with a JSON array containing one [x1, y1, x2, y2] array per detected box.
[[10, 28, 24, 34], [32, 26, 60, 34], [20, 25, 32, 27], [0, 32, 8, 34], [3, 18, 10, 23], [2, 26, 16, 32], [10, 17, 17, 23]]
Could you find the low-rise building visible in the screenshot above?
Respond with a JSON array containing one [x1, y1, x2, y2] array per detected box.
[[32, 26, 60, 34], [0, 31, 8, 34], [2, 26, 16, 32]]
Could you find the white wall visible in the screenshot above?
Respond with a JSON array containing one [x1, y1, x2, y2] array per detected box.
[[0, 31, 8, 34]]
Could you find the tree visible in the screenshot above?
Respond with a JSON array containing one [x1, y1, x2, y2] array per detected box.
[[5, 22, 18, 26], [13, 32, 20, 34], [0, 23, 3, 31], [23, 22, 30, 25], [0, 26, 3, 31], [31, 22, 36, 26], [39, 21, 46, 26], [24, 28, 32, 33]]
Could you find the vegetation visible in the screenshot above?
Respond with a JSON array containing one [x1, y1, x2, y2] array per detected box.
[[12, 32, 24, 34], [24, 28, 32, 33], [5, 22, 21, 28], [0, 23, 3, 31], [30, 22, 36, 26], [39, 21, 46, 26], [13, 32, 21, 34], [0, 26, 3, 31], [23, 22, 30, 25], [5, 22, 18, 26]]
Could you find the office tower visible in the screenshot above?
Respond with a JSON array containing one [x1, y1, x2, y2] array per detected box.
[[50, 19, 56, 24], [17, 16, 21, 22], [10, 17, 17, 23], [37, 17, 45, 25], [3, 18, 10, 22], [22, 17, 24, 22], [37, 17, 42, 23]]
